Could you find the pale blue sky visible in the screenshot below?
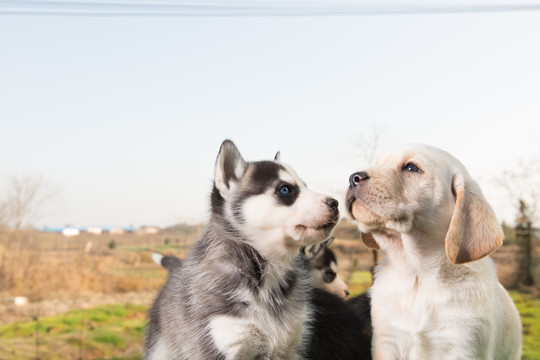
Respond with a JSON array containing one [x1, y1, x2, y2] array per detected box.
[[1, 5, 539, 227]]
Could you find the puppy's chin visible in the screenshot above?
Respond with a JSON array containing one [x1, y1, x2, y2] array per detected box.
[[350, 201, 385, 232], [351, 200, 413, 235], [289, 224, 337, 247], [288, 209, 339, 247]]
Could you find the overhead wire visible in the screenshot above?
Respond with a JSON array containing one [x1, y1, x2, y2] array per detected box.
[[1, 0, 540, 16]]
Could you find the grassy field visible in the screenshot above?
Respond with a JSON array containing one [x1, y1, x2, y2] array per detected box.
[[1, 275, 538, 359], [511, 291, 540, 360], [0, 304, 146, 359], [1, 225, 539, 359]]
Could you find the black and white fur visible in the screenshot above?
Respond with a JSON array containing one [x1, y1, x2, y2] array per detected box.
[[152, 248, 373, 360], [144, 140, 339, 360], [304, 240, 373, 360], [308, 289, 372, 360], [303, 237, 350, 299]]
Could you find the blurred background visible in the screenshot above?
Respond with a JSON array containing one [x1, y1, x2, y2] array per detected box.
[[1, 1, 539, 359]]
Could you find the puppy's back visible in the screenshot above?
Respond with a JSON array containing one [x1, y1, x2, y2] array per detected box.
[[308, 289, 372, 360]]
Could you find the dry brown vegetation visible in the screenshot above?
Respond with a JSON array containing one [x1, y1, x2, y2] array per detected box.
[[0, 226, 203, 323], [0, 222, 365, 299], [0, 220, 531, 326]]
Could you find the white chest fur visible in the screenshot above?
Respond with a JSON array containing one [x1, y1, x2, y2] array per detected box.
[[208, 302, 310, 360], [370, 256, 521, 360]]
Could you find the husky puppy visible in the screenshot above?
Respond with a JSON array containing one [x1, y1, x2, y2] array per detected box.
[[308, 289, 372, 360], [303, 237, 350, 299], [303, 239, 373, 360], [152, 249, 373, 360], [144, 140, 339, 360]]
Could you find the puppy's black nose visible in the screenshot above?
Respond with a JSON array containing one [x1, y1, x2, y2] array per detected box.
[[349, 171, 370, 187], [326, 198, 339, 209]]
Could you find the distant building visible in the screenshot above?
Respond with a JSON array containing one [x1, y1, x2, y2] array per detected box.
[[41, 225, 139, 235], [143, 226, 160, 234], [87, 227, 102, 235], [62, 228, 80, 237]]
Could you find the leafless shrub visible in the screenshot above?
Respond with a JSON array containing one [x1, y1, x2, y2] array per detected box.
[[0, 174, 58, 231]]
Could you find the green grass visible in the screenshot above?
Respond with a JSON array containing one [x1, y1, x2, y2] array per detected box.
[[348, 270, 373, 296], [0, 304, 146, 359], [0, 290, 538, 359], [93, 331, 126, 347], [509, 291, 540, 360]]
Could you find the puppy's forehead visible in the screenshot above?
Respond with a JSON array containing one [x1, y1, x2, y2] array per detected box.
[[377, 144, 464, 170], [278, 164, 307, 187], [248, 161, 283, 182], [245, 161, 306, 189]]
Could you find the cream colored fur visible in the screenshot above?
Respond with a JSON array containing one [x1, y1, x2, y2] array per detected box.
[[347, 144, 522, 360]]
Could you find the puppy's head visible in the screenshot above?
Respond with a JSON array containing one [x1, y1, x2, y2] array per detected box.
[[303, 237, 350, 298], [212, 140, 339, 257], [346, 144, 503, 264]]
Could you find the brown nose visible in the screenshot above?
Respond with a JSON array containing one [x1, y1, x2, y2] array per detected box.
[[326, 198, 339, 209], [349, 171, 370, 187]]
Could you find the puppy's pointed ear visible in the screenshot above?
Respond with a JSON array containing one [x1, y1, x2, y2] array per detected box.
[[214, 140, 246, 197], [445, 174, 504, 264], [303, 242, 324, 260], [323, 236, 335, 247], [362, 232, 380, 250], [274, 151, 281, 162]]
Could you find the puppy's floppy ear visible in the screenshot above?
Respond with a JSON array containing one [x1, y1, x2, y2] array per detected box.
[[445, 174, 504, 264], [214, 140, 247, 197], [274, 151, 281, 162], [362, 232, 380, 250]]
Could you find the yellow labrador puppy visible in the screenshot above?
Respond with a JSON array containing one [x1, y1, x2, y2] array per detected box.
[[346, 144, 522, 360]]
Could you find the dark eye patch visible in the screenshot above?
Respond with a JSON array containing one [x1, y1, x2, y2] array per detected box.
[[323, 269, 337, 283], [275, 182, 299, 206], [231, 161, 284, 222]]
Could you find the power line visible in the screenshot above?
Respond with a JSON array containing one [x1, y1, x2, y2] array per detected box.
[[1, 1, 540, 16]]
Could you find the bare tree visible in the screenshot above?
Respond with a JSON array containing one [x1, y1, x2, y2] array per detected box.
[[0, 201, 6, 228], [498, 156, 540, 225], [351, 125, 385, 168], [0, 175, 56, 231], [497, 153, 540, 287]]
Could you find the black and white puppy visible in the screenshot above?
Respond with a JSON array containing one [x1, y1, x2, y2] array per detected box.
[[152, 249, 373, 360], [304, 239, 372, 360], [303, 237, 350, 299], [144, 140, 339, 359]]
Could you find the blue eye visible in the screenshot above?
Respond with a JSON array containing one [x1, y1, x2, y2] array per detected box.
[[403, 163, 421, 172], [279, 185, 291, 195]]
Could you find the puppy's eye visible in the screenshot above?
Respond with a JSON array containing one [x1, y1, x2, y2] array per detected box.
[[278, 184, 292, 195], [324, 270, 336, 282], [403, 162, 421, 173], [276, 183, 299, 206]]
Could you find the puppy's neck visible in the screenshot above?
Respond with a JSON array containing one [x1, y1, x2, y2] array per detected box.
[[211, 214, 299, 267], [374, 230, 447, 274]]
